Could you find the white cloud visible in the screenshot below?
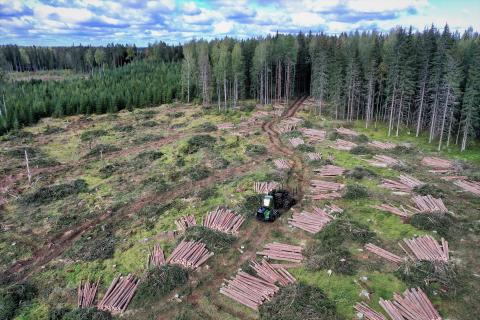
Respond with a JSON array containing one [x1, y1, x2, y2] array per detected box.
[[291, 12, 325, 27], [347, 0, 428, 13], [214, 20, 234, 34]]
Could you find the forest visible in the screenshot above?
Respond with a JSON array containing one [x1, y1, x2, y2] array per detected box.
[[1, 25, 479, 151]]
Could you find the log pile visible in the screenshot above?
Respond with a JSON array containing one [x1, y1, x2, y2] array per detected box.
[[175, 215, 196, 231], [367, 155, 400, 167], [379, 288, 442, 320], [380, 174, 424, 192], [250, 259, 296, 286], [400, 236, 449, 262], [147, 244, 166, 267], [440, 175, 467, 181], [254, 181, 280, 194], [453, 179, 480, 196], [365, 243, 404, 264], [251, 111, 270, 121], [276, 117, 303, 133], [373, 204, 411, 220], [412, 195, 448, 214], [324, 204, 343, 214], [289, 137, 305, 147], [336, 127, 360, 137], [98, 274, 139, 313], [218, 122, 234, 130], [274, 158, 293, 170], [368, 140, 396, 150], [220, 271, 279, 310], [309, 180, 345, 200], [257, 243, 304, 263], [202, 207, 245, 234], [354, 302, 387, 320], [77, 279, 99, 308], [331, 139, 358, 151], [421, 157, 453, 170], [288, 207, 334, 234], [300, 128, 326, 142], [306, 152, 322, 161], [314, 165, 345, 177], [167, 240, 214, 269]]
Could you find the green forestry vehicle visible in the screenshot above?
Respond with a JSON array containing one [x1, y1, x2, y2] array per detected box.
[[256, 189, 296, 222]]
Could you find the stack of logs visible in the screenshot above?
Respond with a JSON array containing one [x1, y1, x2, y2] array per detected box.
[[98, 274, 139, 313], [373, 203, 411, 220], [365, 243, 404, 264], [380, 174, 424, 192], [218, 122, 234, 130], [147, 244, 166, 267], [412, 195, 448, 213], [401, 236, 449, 262], [288, 207, 334, 234], [203, 207, 245, 234], [250, 259, 296, 286], [307, 152, 322, 161], [300, 128, 326, 142], [421, 156, 454, 172], [454, 179, 480, 196], [331, 139, 358, 151], [167, 240, 214, 269], [274, 158, 292, 170], [254, 181, 279, 194], [314, 165, 345, 177], [336, 127, 359, 137], [289, 137, 305, 147], [276, 117, 303, 133], [77, 279, 99, 308], [257, 243, 304, 263], [175, 215, 196, 231], [324, 204, 343, 214], [379, 288, 443, 320], [309, 180, 345, 200], [368, 140, 396, 150], [367, 155, 400, 167], [354, 302, 387, 320]]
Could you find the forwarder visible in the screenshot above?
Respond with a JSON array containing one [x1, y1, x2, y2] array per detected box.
[[256, 189, 296, 222]]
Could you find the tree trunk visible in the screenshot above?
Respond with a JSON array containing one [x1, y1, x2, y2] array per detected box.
[[438, 87, 450, 151], [396, 90, 403, 137], [415, 81, 426, 137], [388, 83, 396, 137]]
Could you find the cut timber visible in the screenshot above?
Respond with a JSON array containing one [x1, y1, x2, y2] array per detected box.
[[323, 204, 343, 214], [354, 302, 387, 320], [250, 259, 296, 286], [289, 137, 305, 147], [257, 243, 304, 263], [167, 240, 213, 269], [309, 180, 345, 200], [336, 127, 360, 137], [306, 152, 322, 161], [288, 207, 334, 234], [440, 175, 467, 181], [331, 139, 357, 151], [400, 235, 449, 262], [276, 117, 303, 133], [147, 244, 166, 267], [421, 157, 454, 170], [380, 174, 424, 192], [98, 274, 139, 313], [217, 122, 234, 130], [254, 181, 279, 194], [299, 128, 326, 142], [314, 165, 345, 177], [202, 207, 245, 234], [175, 215, 196, 231], [274, 158, 293, 170], [365, 243, 404, 264], [412, 195, 448, 214], [379, 287, 442, 320], [368, 140, 396, 150], [453, 179, 480, 196], [367, 155, 400, 168], [77, 279, 99, 308], [373, 204, 411, 220]]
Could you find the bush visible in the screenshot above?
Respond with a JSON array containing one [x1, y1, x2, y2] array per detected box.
[[113, 124, 134, 132], [47, 307, 70, 320], [343, 183, 368, 199], [65, 224, 116, 261], [99, 163, 123, 178], [0, 282, 37, 320], [43, 125, 65, 135], [349, 145, 372, 155], [187, 167, 211, 181], [410, 212, 455, 237], [142, 120, 158, 127], [316, 219, 375, 247], [21, 179, 88, 205], [184, 226, 236, 252], [347, 167, 376, 180], [85, 144, 120, 157], [196, 187, 217, 200], [391, 145, 414, 155], [132, 265, 188, 306], [354, 134, 369, 143], [134, 134, 163, 144], [182, 135, 216, 154], [135, 150, 164, 162], [413, 184, 445, 198], [80, 129, 107, 142], [246, 144, 267, 156], [306, 247, 358, 275], [197, 122, 217, 132], [259, 283, 340, 320], [62, 307, 111, 320], [168, 111, 185, 118], [142, 175, 169, 192], [297, 144, 315, 152]]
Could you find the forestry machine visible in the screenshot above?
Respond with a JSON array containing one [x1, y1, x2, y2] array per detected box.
[[256, 189, 296, 222]]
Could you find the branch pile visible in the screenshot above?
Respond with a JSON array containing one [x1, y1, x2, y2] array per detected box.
[[309, 179, 345, 200], [202, 207, 245, 234], [250, 259, 296, 286], [314, 165, 345, 177], [400, 236, 449, 262], [379, 287, 442, 320], [254, 181, 280, 194], [175, 215, 196, 231], [331, 139, 358, 151], [77, 279, 99, 308], [412, 195, 448, 214], [289, 137, 305, 147], [380, 174, 424, 192], [368, 140, 396, 150], [147, 244, 166, 267], [367, 155, 400, 167], [167, 240, 214, 269], [453, 179, 480, 196], [421, 157, 453, 171], [306, 152, 322, 161], [300, 128, 326, 142], [257, 243, 304, 263], [274, 158, 293, 170], [373, 203, 411, 220], [336, 127, 359, 137], [354, 302, 387, 320], [288, 207, 334, 234], [365, 243, 404, 264], [98, 274, 139, 313]]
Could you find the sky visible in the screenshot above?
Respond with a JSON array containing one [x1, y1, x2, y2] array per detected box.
[[0, 0, 479, 46]]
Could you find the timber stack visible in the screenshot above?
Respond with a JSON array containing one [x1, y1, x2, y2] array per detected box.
[[288, 207, 334, 234], [254, 181, 279, 194], [276, 117, 303, 133], [453, 179, 480, 196], [257, 243, 304, 263], [147, 244, 166, 267], [77, 279, 99, 308], [250, 259, 296, 286], [400, 236, 449, 262], [380, 174, 424, 192], [306, 152, 322, 161], [412, 195, 448, 214], [315, 164, 345, 177], [422, 156, 454, 172], [202, 207, 245, 234], [336, 127, 359, 137], [331, 139, 358, 151], [324, 203, 343, 214], [379, 287, 442, 320], [354, 302, 387, 320], [175, 215, 196, 231], [368, 140, 396, 150], [300, 128, 326, 142], [167, 240, 214, 269], [218, 122, 234, 130], [289, 137, 305, 147], [309, 179, 345, 200], [98, 274, 139, 313], [274, 158, 293, 170], [367, 155, 400, 167], [365, 243, 404, 264]]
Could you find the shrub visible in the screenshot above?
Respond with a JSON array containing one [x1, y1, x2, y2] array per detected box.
[[343, 183, 368, 199], [142, 176, 169, 192], [391, 145, 414, 155], [47, 307, 71, 320], [113, 124, 134, 132], [65, 224, 116, 261], [306, 246, 358, 275], [297, 144, 315, 152], [184, 226, 236, 252], [410, 212, 455, 237], [197, 122, 217, 132], [187, 167, 211, 181], [99, 162, 123, 178], [62, 307, 111, 320], [137, 203, 172, 219], [182, 135, 216, 154], [413, 184, 445, 198], [85, 144, 120, 157], [238, 194, 264, 216], [316, 219, 375, 247], [259, 284, 340, 320], [0, 282, 37, 320], [80, 129, 107, 142], [134, 134, 163, 144], [347, 167, 376, 180], [349, 145, 372, 155], [132, 265, 188, 306], [328, 131, 340, 141], [392, 163, 412, 173], [196, 187, 217, 200], [43, 125, 65, 135], [354, 134, 369, 143], [142, 120, 159, 127], [135, 150, 164, 162], [21, 179, 88, 205], [246, 144, 267, 156], [168, 111, 185, 118]]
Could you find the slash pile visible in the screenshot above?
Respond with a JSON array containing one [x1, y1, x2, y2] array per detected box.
[[380, 174, 424, 192], [336, 127, 359, 137], [288, 207, 334, 234], [202, 207, 245, 234], [367, 155, 400, 167], [147, 244, 166, 267], [400, 236, 449, 262], [274, 158, 293, 170], [306, 152, 322, 161], [250, 259, 296, 286], [421, 156, 453, 172], [77, 279, 99, 308], [331, 139, 358, 151], [354, 302, 387, 320], [379, 287, 442, 320], [254, 181, 279, 194], [373, 203, 411, 220], [412, 195, 448, 213], [300, 128, 326, 142], [257, 243, 304, 262], [167, 240, 214, 269], [314, 165, 345, 177], [309, 180, 345, 200], [368, 140, 396, 150], [453, 179, 480, 196], [98, 274, 139, 313], [175, 215, 196, 231], [365, 243, 404, 264], [289, 137, 305, 147]]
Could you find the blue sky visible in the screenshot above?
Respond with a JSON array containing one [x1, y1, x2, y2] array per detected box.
[[1, 0, 479, 46]]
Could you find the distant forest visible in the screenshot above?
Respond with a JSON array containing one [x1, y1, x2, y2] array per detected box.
[[1, 26, 479, 151]]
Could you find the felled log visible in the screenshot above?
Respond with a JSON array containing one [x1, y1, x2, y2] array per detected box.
[[289, 137, 305, 147], [314, 165, 345, 177], [411, 195, 448, 214], [276, 117, 304, 133], [372, 204, 411, 220], [202, 207, 245, 234], [354, 302, 387, 320], [300, 128, 326, 142], [323, 204, 343, 214], [250, 259, 296, 286], [77, 279, 99, 308], [453, 179, 480, 196], [147, 244, 166, 268], [336, 127, 359, 137], [257, 243, 304, 263], [175, 215, 196, 231], [331, 139, 357, 151], [309, 180, 345, 200], [306, 152, 322, 161], [368, 140, 396, 150], [288, 207, 334, 234], [167, 240, 214, 269], [421, 157, 453, 170], [254, 181, 280, 194], [367, 155, 400, 167], [380, 174, 424, 192], [217, 122, 234, 130], [379, 287, 442, 320], [400, 236, 449, 262], [274, 158, 293, 170], [365, 243, 404, 264], [98, 274, 139, 313]]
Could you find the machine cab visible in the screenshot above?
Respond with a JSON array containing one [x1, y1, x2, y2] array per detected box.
[[262, 195, 273, 208]]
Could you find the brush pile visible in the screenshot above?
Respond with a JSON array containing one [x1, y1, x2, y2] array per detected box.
[[218, 122, 234, 130], [367, 155, 400, 167], [306, 152, 322, 161], [309, 180, 345, 200], [98, 274, 139, 313], [380, 174, 424, 192], [288, 207, 334, 234], [400, 236, 449, 262], [251, 111, 270, 122], [274, 158, 293, 170], [300, 128, 326, 142], [257, 243, 304, 263], [167, 240, 214, 269], [77, 279, 99, 308], [354, 302, 387, 320], [175, 215, 196, 231], [289, 137, 305, 147], [331, 139, 358, 151], [202, 207, 245, 234], [373, 204, 411, 220], [453, 179, 480, 196], [147, 244, 166, 267], [412, 195, 448, 214], [254, 181, 280, 194], [365, 243, 404, 264], [421, 157, 453, 172], [379, 287, 442, 320], [368, 140, 396, 150], [336, 127, 359, 137], [314, 165, 345, 177], [250, 259, 296, 286]]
